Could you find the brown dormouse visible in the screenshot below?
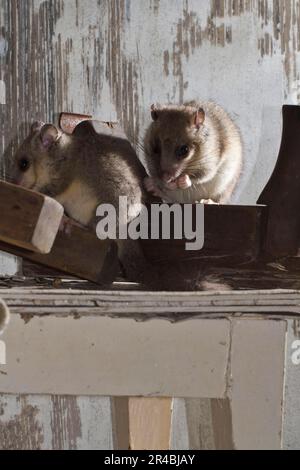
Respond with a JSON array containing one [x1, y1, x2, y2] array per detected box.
[[144, 101, 243, 204]]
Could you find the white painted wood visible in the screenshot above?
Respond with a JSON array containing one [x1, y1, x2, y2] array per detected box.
[[1, 288, 300, 319], [171, 398, 215, 450], [0, 314, 230, 397], [171, 320, 287, 450], [229, 319, 286, 449], [0, 252, 20, 277], [0, 79, 5, 104], [282, 319, 300, 450]]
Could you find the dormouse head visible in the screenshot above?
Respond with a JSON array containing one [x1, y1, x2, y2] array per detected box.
[[11, 121, 63, 192], [148, 104, 206, 182]]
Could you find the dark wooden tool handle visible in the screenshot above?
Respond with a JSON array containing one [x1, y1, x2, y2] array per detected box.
[[258, 105, 300, 257]]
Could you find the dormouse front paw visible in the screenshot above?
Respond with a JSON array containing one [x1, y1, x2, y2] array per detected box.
[[144, 177, 164, 198], [164, 180, 178, 190], [177, 174, 192, 189]]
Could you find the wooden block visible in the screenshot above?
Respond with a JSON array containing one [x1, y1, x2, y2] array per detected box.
[[129, 398, 172, 450], [0, 181, 64, 254], [59, 112, 120, 138], [0, 216, 119, 285], [141, 203, 266, 264], [59, 112, 92, 134]]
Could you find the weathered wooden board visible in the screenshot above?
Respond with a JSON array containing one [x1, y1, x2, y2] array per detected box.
[[0, 181, 64, 254], [1, 287, 300, 320], [0, 394, 117, 450], [282, 319, 300, 450], [170, 398, 234, 450], [0, 314, 230, 397], [0, 216, 119, 285], [0, 311, 287, 449], [171, 320, 287, 450]]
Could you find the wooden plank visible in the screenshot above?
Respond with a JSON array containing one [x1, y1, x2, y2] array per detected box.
[[170, 398, 234, 450], [0, 181, 64, 254], [141, 204, 266, 265], [171, 320, 287, 450], [0, 394, 115, 450], [0, 216, 119, 285], [0, 315, 230, 397], [111, 397, 130, 450], [229, 319, 286, 449], [1, 288, 300, 321], [129, 398, 172, 450]]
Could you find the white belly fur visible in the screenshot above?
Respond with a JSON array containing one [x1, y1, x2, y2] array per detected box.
[[56, 179, 99, 226]]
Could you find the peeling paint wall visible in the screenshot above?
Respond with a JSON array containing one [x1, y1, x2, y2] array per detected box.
[[1, 0, 300, 206], [0, 394, 115, 449]]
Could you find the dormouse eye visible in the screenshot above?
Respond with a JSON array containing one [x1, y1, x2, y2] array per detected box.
[[176, 145, 189, 159], [19, 157, 30, 172]]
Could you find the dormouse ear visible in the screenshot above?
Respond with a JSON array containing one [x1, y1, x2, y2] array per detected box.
[[31, 121, 45, 133], [40, 124, 60, 150], [151, 104, 160, 121], [194, 108, 205, 129]]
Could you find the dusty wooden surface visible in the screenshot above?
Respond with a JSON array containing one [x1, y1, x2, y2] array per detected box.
[[0, 280, 300, 321]]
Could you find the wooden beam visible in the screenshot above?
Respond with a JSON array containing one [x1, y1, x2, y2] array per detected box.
[[2, 287, 300, 320], [0, 181, 64, 254], [0, 216, 119, 285], [0, 315, 230, 397], [129, 398, 172, 450]]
